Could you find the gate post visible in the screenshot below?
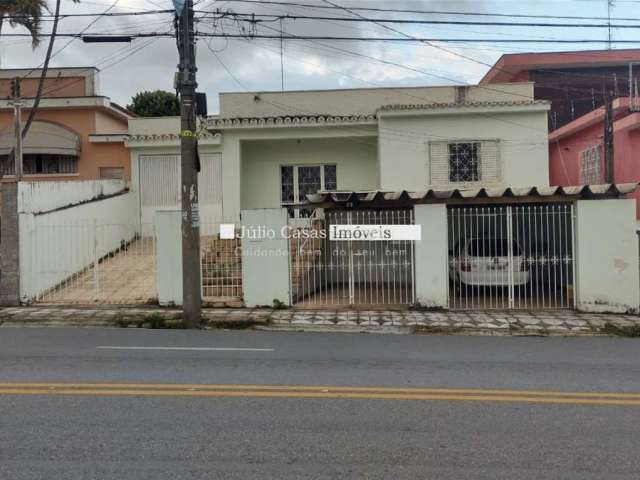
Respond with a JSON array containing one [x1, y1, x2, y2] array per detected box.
[[0, 181, 20, 306], [155, 210, 183, 305], [414, 204, 449, 308], [241, 208, 290, 307], [575, 199, 640, 313]]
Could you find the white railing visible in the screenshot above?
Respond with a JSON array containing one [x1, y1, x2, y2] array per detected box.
[[448, 204, 576, 310]]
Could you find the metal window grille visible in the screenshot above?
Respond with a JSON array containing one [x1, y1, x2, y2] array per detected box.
[[447, 204, 576, 310], [0, 154, 78, 175], [281, 164, 337, 218], [449, 142, 480, 182], [429, 140, 500, 187], [579, 145, 602, 184]]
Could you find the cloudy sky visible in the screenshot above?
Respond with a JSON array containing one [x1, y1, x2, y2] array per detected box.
[[1, 0, 638, 112]]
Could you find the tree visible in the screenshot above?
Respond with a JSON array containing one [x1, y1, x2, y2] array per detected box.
[[0, 0, 48, 47], [0, 0, 80, 142], [127, 90, 181, 117]]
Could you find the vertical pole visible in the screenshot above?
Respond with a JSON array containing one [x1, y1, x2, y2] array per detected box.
[[177, 0, 202, 327], [604, 89, 615, 183], [13, 102, 23, 180]]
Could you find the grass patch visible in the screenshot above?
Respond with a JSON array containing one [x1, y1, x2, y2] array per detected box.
[[601, 322, 640, 337]]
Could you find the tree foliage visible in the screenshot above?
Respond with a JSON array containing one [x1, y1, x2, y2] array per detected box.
[[127, 90, 181, 117], [0, 0, 77, 47]]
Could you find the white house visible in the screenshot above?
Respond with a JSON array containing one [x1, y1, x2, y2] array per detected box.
[[126, 82, 549, 223], [124, 82, 638, 313]]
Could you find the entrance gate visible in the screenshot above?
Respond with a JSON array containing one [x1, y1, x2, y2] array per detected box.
[[289, 209, 415, 307], [447, 204, 576, 310]]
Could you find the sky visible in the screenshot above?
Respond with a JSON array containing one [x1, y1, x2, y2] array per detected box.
[[1, 0, 639, 113]]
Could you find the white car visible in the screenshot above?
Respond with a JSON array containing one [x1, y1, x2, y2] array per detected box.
[[450, 237, 530, 287]]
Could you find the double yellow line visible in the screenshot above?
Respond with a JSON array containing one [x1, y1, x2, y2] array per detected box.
[[1, 383, 640, 405]]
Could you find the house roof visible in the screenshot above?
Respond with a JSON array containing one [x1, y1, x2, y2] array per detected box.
[[378, 100, 549, 112], [480, 49, 640, 84], [305, 184, 638, 207], [205, 114, 377, 130]]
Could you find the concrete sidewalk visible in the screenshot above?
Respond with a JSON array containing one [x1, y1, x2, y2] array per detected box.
[[1, 306, 639, 336]]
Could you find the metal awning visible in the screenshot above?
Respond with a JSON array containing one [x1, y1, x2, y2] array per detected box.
[[0, 120, 80, 156], [306, 184, 638, 208]]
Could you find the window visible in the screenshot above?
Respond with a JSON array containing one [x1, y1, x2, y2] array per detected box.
[[0, 154, 78, 175], [580, 145, 602, 184], [99, 167, 125, 180], [448, 142, 480, 182], [281, 164, 337, 217], [429, 140, 500, 186]]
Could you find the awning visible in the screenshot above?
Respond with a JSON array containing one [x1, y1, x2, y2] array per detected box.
[[0, 120, 80, 156], [306, 184, 638, 207]]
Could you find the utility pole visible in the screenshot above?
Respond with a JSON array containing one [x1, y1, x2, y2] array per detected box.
[[10, 77, 23, 180], [604, 89, 614, 183], [175, 0, 202, 327]]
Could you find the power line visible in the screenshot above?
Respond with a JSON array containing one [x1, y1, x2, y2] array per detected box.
[[212, 0, 640, 22], [6, 32, 640, 43], [199, 11, 640, 29]]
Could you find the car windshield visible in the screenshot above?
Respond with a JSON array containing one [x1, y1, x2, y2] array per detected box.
[[468, 239, 522, 257]]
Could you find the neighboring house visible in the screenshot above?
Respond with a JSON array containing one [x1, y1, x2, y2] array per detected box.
[[0, 67, 133, 181], [480, 49, 640, 131], [127, 82, 550, 224], [548, 97, 640, 219]]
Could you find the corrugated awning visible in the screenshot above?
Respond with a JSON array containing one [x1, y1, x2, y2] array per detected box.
[[0, 120, 80, 156], [306, 184, 638, 207]]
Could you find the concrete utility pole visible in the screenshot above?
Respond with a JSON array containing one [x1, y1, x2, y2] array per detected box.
[[10, 77, 23, 180], [175, 0, 202, 327]]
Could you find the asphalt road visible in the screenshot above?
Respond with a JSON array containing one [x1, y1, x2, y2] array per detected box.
[[1, 327, 640, 479]]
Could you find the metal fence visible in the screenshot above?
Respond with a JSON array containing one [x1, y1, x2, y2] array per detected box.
[[448, 204, 576, 310], [27, 222, 157, 305], [28, 218, 243, 306], [289, 209, 415, 307]]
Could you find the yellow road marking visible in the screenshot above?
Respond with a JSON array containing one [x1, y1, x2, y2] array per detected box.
[[0, 383, 639, 405]]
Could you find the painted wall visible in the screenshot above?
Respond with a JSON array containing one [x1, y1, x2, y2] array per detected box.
[[378, 107, 550, 191], [18, 179, 127, 214], [219, 83, 534, 118], [575, 199, 639, 313], [241, 137, 378, 210], [0, 108, 130, 181], [549, 101, 640, 219]]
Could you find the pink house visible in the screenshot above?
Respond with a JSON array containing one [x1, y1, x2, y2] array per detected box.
[[548, 97, 640, 219]]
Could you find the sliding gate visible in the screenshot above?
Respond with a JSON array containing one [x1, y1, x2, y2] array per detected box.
[[448, 204, 576, 310], [289, 209, 415, 307]]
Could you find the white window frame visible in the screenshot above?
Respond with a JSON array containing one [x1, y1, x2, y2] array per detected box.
[[280, 164, 337, 218]]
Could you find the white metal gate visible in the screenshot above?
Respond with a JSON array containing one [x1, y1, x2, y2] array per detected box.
[[289, 209, 415, 307], [448, 204, 576, 310]]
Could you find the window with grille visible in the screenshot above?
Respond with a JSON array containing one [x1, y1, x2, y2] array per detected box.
[[281, 164, 336, 217], [448, 142, 480, 182], [580, 145, 602, 184], [429, 140, 500, 186], [0, 154, 77, 175]]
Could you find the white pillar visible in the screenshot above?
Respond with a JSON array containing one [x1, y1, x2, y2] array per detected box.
[[414, 204, 449, 308], [241, 208, 290, 307], [155, 210, 183, 306], [575, 199, 640, 313]]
